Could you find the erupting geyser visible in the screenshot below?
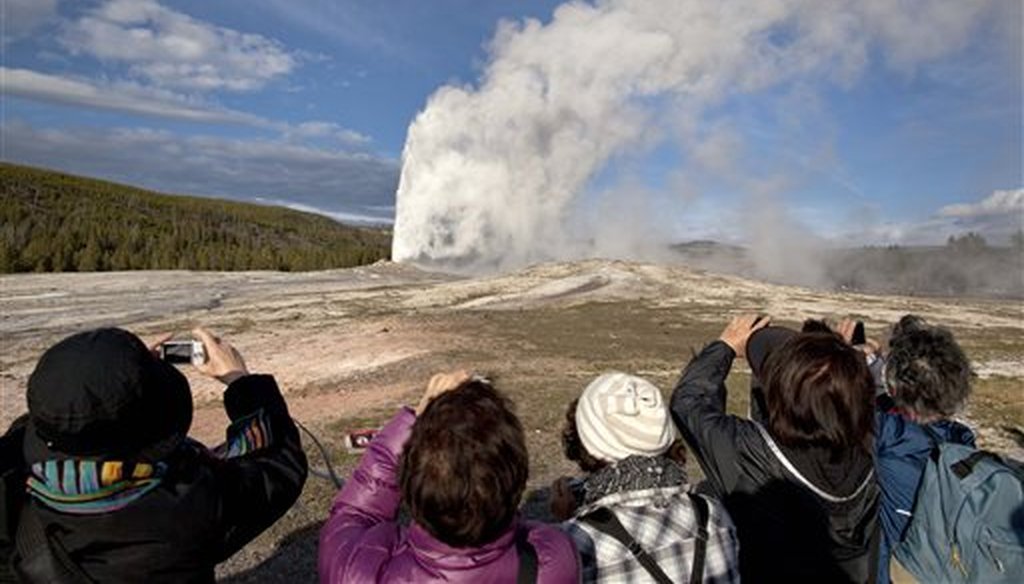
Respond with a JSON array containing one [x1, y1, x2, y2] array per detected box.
[[392, 0, 994, 272]]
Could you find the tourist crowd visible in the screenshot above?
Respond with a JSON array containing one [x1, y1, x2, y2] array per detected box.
[[2, 312, 1020, 582]]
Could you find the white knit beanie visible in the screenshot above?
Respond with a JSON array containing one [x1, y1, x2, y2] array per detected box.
[[575, 372, 678, 463]]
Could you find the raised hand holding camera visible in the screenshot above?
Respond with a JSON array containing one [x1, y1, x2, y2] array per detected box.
[[719, 313, 771, 359], [192, 327, 248, 385], [159, 340, 207, 365]]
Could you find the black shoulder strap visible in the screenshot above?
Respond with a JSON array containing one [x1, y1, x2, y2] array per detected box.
[[950, 450, 990, 478], [13, 505, 94, 584], [866, 513, 881, 584], [949, 450, 1024, 480], [1, 418, 28, 550], [0, 468, 21, 584], [580, 507, 674, 584], [516, 527, 538, 584], [687, 493, 710, 584]]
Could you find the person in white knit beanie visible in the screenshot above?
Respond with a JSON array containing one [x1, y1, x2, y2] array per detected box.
[[574, 372, 678, 462], [553, 372, 740, 583]]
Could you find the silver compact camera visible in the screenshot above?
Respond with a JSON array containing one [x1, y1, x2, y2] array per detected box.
[[159, 340, 206, 366]]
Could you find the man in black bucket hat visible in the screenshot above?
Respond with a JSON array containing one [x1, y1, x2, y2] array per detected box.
[[1, 327, 307, 583]]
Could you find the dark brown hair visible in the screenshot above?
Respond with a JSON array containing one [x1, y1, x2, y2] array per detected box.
[[561, 398, 608, 473], [399, 380, 528, 547], [763, 333, 874, 455], [561, 397, 686, 472]]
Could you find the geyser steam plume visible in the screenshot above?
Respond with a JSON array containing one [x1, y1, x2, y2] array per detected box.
[[393, 0, 993, 272]]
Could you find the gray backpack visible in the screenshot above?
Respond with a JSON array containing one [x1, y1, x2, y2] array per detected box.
[[894, 432, 1024, 583]]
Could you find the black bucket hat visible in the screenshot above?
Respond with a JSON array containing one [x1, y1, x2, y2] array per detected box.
[[746, 325, 798, 380], [23, 328, 193, 463]]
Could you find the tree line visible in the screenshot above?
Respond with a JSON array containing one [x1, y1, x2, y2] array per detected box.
[[0, 163, 391, 273], [825, 233, 1023, 298]]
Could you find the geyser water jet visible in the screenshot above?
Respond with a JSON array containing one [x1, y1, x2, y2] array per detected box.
[[393, 0, 993, 274]]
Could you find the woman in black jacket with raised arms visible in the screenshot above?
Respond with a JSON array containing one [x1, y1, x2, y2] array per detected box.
[[671, 315, 878, 584]]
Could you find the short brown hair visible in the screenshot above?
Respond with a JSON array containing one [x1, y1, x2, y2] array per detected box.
[[399, 380, 528, 547], [763, 333, 874, 454]]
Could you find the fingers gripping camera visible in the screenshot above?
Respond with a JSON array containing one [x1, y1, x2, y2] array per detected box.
[[159, 340, 207, 366]]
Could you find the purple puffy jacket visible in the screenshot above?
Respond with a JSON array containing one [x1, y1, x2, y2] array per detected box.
[[318, 407, 580, 583]]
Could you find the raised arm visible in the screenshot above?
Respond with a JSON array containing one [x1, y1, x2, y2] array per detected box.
[[212, 374, 308, 559], [670, 315, 767, 495], [318, 371, 470, 582], [189, 328, 308, 560], [317, 406, 414, 580]]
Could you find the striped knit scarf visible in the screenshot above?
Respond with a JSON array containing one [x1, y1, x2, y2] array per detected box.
[[26, 459, 167, 515], [25, 409, 273, 515]]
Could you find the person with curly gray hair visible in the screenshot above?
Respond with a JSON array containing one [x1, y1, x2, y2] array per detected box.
[[881, 315, 974, 419], [874, 315, 976, 583]]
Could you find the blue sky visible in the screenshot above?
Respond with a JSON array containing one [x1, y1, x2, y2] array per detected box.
[[3, 0, 1022, 243]]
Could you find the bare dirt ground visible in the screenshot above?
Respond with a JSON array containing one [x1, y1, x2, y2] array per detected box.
[[2, 259, 1022, 582]]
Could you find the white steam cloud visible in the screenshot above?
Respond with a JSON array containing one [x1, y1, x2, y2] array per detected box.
[[393, 0, 994, 273]]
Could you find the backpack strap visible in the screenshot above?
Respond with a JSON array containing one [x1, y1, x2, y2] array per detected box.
[[951, 450, 1024, 482], [920, 424, 945, 463], [1, 418, 28, 551], [580, 507, 673, 584], [920, 425, 1024, 480], [516, 527, 538, 584], [866, 512, 881, 584], [13, 504, 94, 584], [686, 493, 710, 584], [950, 451, 989, 478]]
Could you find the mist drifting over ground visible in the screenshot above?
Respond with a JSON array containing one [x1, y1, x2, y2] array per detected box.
[[392, 0, 1008, 279]]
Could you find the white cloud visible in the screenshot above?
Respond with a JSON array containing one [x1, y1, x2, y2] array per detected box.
[[938, 188, 1024, 218], [257, 199, 393, 225], [1, 67, 263, 124], [843, 188, 1024, 245], [3, 0, 58, 43], [3, 67, 371, 149], [2, 120, 399, 218], [59, 0, 297, 91], [285, 121, 371, 147]]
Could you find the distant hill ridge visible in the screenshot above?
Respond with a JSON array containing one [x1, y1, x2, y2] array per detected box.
[[0, 163, 391, 273]]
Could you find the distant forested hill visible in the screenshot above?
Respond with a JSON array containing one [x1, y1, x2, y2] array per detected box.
[[0, 163, 391, 273]]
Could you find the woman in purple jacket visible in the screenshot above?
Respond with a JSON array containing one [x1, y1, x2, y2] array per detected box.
[[318, 371, 580, 583]]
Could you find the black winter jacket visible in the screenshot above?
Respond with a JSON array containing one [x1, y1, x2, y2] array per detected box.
[[671, 341, 878, 584], [2, 374, 307, 584]]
